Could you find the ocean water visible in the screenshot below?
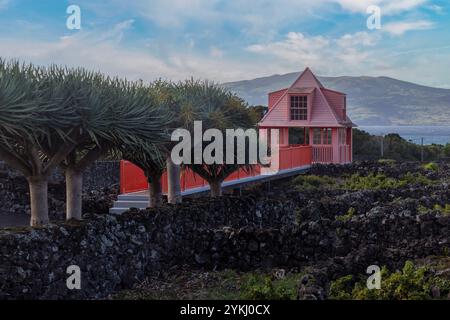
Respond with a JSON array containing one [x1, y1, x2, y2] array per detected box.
[[359, 126, 450, 145]]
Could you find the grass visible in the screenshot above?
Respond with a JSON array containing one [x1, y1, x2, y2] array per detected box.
[[111, 268, 303, 300], [329, 260, 450, 300], [418, 204, 450, 216], [240, 272, 303, 300], [422, 162, 439, 171], [112, 259, 450, 300], [341, 172, 434, 190], [292, 175, 335, 191], [378, 159, 396, 166], [292, 172, 435, 192], [335, 207, 356, 222]]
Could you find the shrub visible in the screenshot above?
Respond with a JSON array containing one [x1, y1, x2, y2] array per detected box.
[[417, 204, 430, 215], [240, 273, 301, 300], [329, 261, 450, 300], [329, 275, 354, 300], [417, 204, 450, 216], [342, 173, 401, 190], [342, 173, 433, 191], [422, 162, 439, 171], [335, 207, 356, 222], [401, 172, 434, 186], [378, 159, 396, 166], [293, 175, 335, 191], [433, 204, 450, 216]]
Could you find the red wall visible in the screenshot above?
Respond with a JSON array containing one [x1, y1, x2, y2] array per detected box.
[[120, 145, 312, 194]]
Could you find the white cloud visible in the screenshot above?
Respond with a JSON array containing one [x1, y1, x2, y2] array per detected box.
[[335, 0, 427, 15], [0, 20, 284, 83], [244, 28, 450, 88], [427, 4, 444, 14], [80, 0, 223, 28], [383, 20, 434, 36], [0, 0, 10, 10], [81, 0, 425, 36], [337, 32, 379, 48], [246, 31, 381, 75], [382, 0, 427, 14], [209, 47, 224, 58], [247, 32, 330, 66], [0, 22, 448, 89]]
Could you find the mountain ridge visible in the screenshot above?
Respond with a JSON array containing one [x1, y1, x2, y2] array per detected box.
[[223, 72, 450, 125]]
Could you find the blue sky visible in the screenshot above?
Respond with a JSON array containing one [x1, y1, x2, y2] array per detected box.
[[0, 0, 449, 87]]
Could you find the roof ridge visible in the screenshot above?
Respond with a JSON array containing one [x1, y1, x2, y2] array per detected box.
[[260, 68, 309, 123], [321, 87, 346, 95], [315, 87, 341, 125]]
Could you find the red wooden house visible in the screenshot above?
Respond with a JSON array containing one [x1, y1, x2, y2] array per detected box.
[[114, 68, 355, 212], [259, 67, 355, 164]]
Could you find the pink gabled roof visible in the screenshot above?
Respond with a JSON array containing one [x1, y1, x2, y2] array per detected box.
[[320, 87, 346, 96], [259, 67, 351, 127], [269, 88, 289, 95], [288, 87, 315, 94]]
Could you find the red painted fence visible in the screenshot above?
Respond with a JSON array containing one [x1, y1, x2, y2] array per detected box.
[[120, 145, 313, 194], [312, 145, 333, 164], [339, 145, 352, 163]]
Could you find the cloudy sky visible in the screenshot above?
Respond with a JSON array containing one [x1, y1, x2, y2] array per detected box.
[[0, 0, 449, 87]]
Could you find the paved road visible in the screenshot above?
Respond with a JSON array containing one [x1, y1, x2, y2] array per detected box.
[[0, 213, 30, 228]]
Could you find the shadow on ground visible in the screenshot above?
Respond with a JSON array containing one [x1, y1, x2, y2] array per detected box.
[[0, 213, 29, 228]]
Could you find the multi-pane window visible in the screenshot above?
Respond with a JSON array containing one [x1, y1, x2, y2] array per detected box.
[[313, 128, 322, 144], [338, 128, 347, 145], [290, 96, 307, 120], [324, 128, 332, 144], [289, 127, 309, 145], [313, 128, 333, 145]]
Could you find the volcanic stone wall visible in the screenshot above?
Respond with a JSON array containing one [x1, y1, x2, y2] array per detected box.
[[0, 195, 448, 299], [0, 161, 119, 217]]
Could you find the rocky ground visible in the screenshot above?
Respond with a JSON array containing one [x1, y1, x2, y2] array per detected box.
[[1, 160, 449, 300], [114, 160, 450, 300]]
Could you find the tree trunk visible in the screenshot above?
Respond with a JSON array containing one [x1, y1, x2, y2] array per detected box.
[[148, 173, 163, 208], [27, 176, 49, 227], [66, 168, 83, 220], [209, 180, 223, 197], [166, 157, 182, 204]]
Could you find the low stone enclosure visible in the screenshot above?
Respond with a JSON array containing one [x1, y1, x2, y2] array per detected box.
[[0, 161, 119, 219], [1, 161, 449, 299]]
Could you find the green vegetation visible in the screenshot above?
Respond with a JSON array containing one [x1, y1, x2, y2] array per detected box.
[[0, 59, 257, 226], [178, 80, 255, 198], [292, 175, 335, 191], [341, 172, 433, 190], [114, 260, 450, 300], [113, 269, 241, 300], [330, 261, 450, 300], [240, 273, 302, 300], [418, 204, 450, 216], [0, 60, 170, 226], [422, 162, 439, 171], [377, 159, 396, 165], [433, 204, 450, 216], [112, 269, 302, 300], [353, 129, 449, 161], [335, 207, 356, 222], [293, 170, 436, 193]]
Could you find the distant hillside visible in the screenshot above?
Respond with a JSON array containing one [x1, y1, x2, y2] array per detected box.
[[223, 72, 450, 125]]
